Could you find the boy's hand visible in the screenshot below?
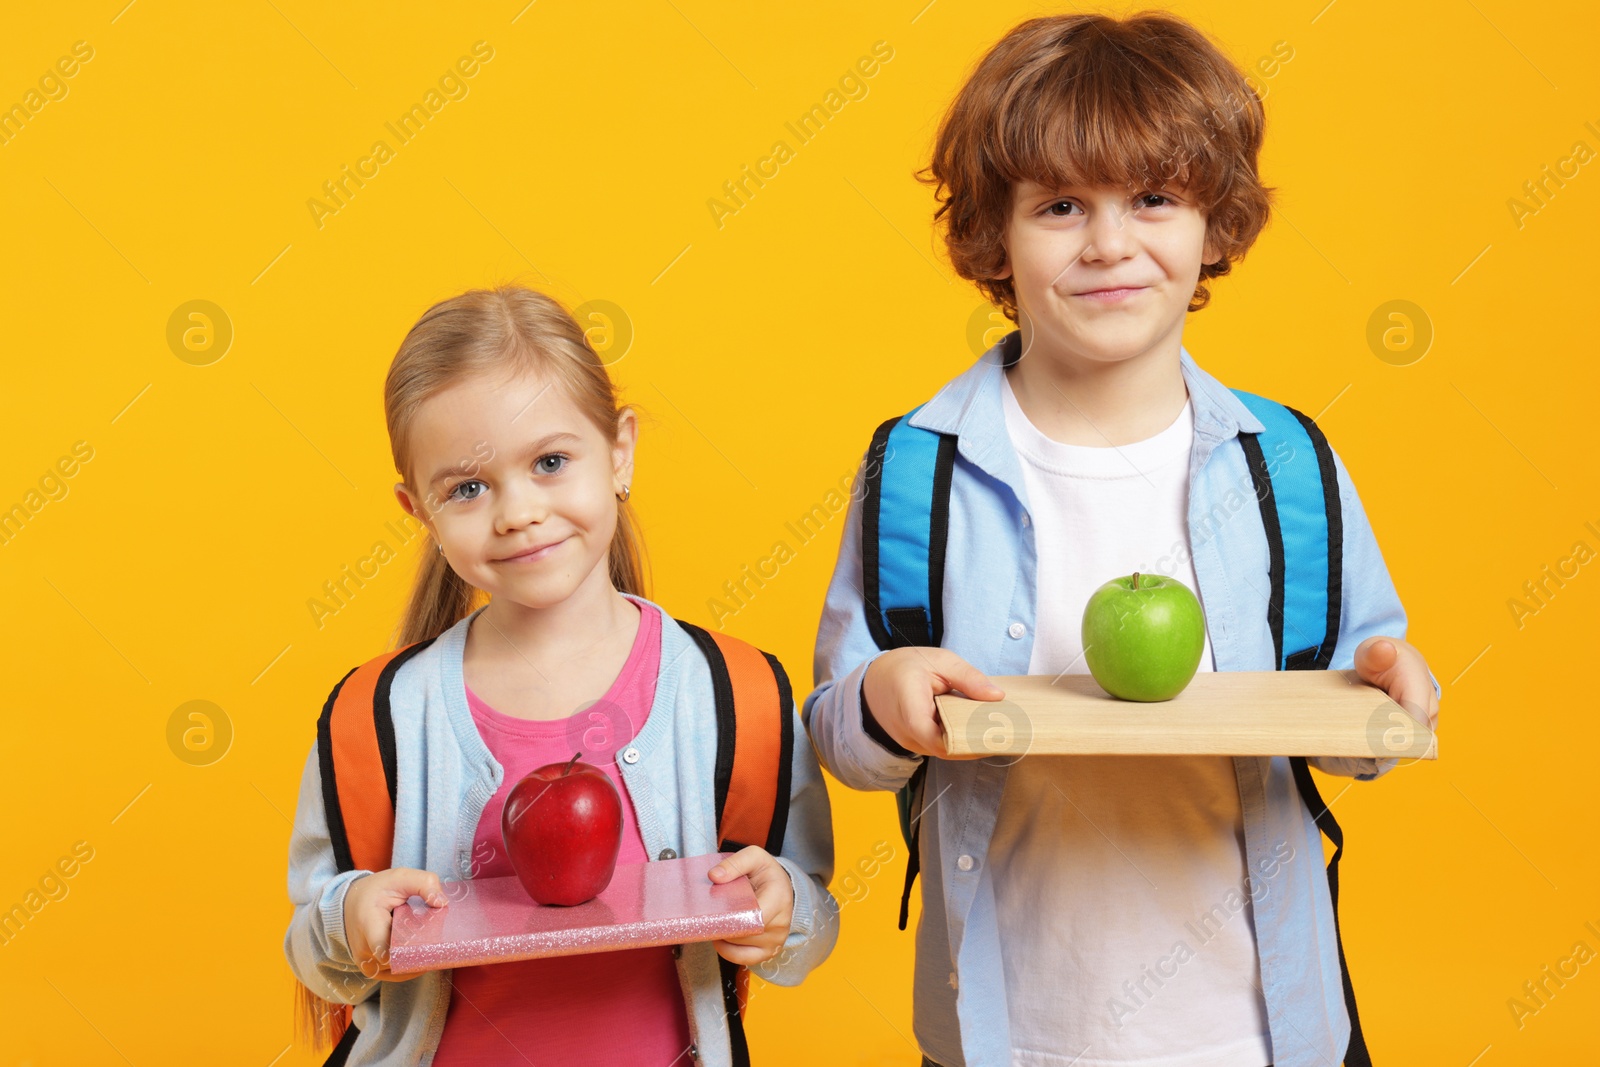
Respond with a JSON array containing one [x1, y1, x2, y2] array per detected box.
[[862, 647, 1006, 759], [707, 847, 795, 966], [342, 868, 449, 981], [1354, 635, 1441, 732]]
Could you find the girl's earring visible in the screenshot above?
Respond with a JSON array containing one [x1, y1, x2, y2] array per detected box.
[[436, 541, 445, 556], [616, 483, 631, 502]]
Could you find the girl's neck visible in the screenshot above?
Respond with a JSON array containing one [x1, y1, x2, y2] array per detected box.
[[470, 562, 636, 667]]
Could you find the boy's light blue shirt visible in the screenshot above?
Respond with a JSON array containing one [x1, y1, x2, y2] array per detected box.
[[285, 597, 839, 1067], [804, 338, 1439, 1067]]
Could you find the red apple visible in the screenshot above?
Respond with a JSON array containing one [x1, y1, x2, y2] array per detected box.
[[501, 752, 624, 906]]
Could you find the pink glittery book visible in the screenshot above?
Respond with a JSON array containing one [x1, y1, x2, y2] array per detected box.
[[386, 852, 765, 974]]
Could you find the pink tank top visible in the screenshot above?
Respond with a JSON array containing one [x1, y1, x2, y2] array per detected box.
[[431, 598, 692, 1066]]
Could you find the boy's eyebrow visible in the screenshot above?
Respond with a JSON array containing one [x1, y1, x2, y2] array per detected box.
[[427, 431, 581, 486]]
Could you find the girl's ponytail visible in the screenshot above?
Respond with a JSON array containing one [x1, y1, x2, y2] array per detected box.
[[393, 537, 484, 649], [609, 493, 649, 600]]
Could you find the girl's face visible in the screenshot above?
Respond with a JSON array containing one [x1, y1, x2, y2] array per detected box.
[[393, 368, 637, 611], [997, 178, 1220, 367]]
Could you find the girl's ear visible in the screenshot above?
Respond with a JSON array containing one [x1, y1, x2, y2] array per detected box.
[[394, 482, 435, 536], [394, 482, 422, 519], [612, 407, 639, 492]]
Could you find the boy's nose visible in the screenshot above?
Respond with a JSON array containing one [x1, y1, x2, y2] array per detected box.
[[1081, 210, 1136, 263]]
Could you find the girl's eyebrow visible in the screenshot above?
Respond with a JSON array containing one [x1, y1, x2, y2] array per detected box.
[[427, 430, 581, 486]]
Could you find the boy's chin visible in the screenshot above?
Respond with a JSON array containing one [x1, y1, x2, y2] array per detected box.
[[1037, 325, 1176, 366]]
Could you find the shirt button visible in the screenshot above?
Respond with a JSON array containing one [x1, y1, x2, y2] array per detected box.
[[957, 854, 975, 871], [622, 747, 640, 764], [949, 970, 959, 990], [1007, 622, 1026, 639], [658, 848, 677, 861], [1020, 512, 1031, 528], [688, 1044, 699, 1059]]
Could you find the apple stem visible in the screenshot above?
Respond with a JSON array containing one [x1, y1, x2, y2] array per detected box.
[[1132, 571, 1141, 591], [563, 751, 582, 776]]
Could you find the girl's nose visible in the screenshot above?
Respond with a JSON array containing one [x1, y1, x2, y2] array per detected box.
[[495, 479, 549, 534]]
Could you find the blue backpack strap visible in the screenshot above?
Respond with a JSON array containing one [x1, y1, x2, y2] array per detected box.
[[1232, 388, 1371, 1067], [1229, 389, 1343, 668], [863, 405, 959, 650], [861, 406, 958, 931]]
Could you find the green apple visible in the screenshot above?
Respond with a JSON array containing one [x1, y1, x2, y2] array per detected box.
[[1081, 572, 1206, 701]]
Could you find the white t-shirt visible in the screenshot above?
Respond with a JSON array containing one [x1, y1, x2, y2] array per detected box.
[[987, 369, 1273, 1067]]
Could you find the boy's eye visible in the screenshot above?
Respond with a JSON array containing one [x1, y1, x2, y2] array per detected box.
[[1045, 200, 1082, 217], [1138, 193, 1171, 208]]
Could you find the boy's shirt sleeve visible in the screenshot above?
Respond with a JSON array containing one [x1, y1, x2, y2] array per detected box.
[[283, 742, 382, 1006], [801, 443, 927, 794], [752, 691, 841, 985], [1310, 442, 1441, 780]]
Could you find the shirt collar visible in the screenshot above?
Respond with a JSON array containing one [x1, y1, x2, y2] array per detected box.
[[907, 329, 1265, 478]]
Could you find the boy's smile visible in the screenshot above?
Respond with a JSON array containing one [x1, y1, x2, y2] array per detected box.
[[997, 178, 1221, 369]]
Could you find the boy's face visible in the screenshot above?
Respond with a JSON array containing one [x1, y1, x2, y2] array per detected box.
[[393, 369, 636, 611], [996, 179, 1220, 366]]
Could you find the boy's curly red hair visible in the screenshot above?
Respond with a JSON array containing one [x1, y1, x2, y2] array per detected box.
[[918, 10, 1275, 316]]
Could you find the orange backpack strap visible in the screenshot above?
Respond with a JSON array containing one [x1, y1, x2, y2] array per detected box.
[[674, 620, 795, 854], [316, 639, 436, 875], [675, 619, 796, 1067], [298, 638, 437, 1063]]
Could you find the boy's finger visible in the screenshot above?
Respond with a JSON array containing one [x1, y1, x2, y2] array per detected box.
[[1353, 636, 1400, 683], [933, 652, 1005, 700], [915, 669, 998, 760]]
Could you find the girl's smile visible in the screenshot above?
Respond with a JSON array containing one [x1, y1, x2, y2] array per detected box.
[[494, 536, 570, 564]]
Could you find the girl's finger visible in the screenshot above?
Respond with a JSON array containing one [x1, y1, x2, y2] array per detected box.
[[708, 846, 765, 882], [714, 939, 774, 967], [375, 868, 450, 908]]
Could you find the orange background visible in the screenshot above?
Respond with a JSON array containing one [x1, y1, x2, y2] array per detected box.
[[1, 1, 1596, 1063]]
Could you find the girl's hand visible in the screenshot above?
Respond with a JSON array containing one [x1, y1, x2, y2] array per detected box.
[[1354, 635, 1441, 732], [862, 646, 1005, 759], [707, 847, 795, 966], [342, 868, 449, 981]]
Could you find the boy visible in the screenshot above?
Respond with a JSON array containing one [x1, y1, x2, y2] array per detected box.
[[804, 12, 1442, 1067]]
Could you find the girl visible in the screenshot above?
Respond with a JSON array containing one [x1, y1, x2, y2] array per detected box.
[[283, 285, 838, 1066]]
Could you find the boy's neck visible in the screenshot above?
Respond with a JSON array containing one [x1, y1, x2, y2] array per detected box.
[[1004, 328, 1190, 447]]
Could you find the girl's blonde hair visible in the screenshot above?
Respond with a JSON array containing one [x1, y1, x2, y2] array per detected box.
[[385, 284, 649, 648], [294, 284, 649, 1053]]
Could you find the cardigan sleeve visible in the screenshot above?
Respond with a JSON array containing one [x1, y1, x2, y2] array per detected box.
[[283, 742, 382, 1005]]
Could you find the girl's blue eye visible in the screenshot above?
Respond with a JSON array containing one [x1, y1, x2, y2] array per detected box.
[[536, 454, 568, 474], [448, 479, 485, 502]]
